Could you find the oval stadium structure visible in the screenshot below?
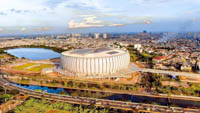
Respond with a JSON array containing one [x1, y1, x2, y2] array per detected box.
[[59, 48, 130, 78]]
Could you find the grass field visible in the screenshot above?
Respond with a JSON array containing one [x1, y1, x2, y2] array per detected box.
[[0, 55, 5, 58], [13, 63, 54, 72]]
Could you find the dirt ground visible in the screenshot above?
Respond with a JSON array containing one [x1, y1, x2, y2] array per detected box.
[[180, 76, 200, 83], [47, 71, 141, 85], [161, 81, 189, 88], [0, 58, 58, 75]]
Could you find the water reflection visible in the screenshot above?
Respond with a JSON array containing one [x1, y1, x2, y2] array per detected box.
[[14, 83, 200, 108], [6, 48, 61, 60]]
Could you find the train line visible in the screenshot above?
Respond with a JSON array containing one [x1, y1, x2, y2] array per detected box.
[[0, 75, 199, 113]]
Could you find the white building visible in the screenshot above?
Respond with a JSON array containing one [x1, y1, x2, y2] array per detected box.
[[134, 44, 142, 50], [103, 33, 107, 39], [60, 48, 130, 77], [94, 33, 100, 39]]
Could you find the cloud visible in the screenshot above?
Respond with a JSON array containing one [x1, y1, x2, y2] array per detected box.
[[10, 9, 31, 14], [65, 3, 95, 10], [108, 24, 125, 27], [68, 20, 104, 29], [37, 26, 52, 31], [68, 15, 105, 29], [68, 15, 128, 29], [68, 14, 153, 29], [0, 0, 200, 33], [0, 12, 7, 16]]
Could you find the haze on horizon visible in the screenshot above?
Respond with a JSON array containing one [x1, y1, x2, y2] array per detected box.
[[0, 0, 200, 35]]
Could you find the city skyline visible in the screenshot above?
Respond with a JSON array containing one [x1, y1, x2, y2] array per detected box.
[[0, 0, 200, 34]]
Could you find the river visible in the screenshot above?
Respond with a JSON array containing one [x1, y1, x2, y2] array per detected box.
[[13, 83, 200, 108]]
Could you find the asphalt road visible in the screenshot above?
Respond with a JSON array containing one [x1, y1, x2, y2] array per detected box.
[[130, 63, 200, 77]]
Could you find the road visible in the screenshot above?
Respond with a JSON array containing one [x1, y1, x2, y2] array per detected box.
[[130, 63, 200, 77], [0, 75, 199, 113]]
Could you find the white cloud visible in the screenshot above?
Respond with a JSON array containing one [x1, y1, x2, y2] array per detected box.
[[68, 15, 105, 29], [0, 0, 199, 32], [68, 14, 153, 29], [0, 28, 4, 32], [68, 20, 104, 29], [108, 24, 125, 27]]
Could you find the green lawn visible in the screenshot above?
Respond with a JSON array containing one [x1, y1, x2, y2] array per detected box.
[[13, 63, 37, 70], [13, 63, 53, 72], [26, 64, 53, 71], [0, 55, 4, 58], [141, 53, 153, 58]]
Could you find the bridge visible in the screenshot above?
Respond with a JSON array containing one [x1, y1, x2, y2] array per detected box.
[[0, 75, 199, 113]]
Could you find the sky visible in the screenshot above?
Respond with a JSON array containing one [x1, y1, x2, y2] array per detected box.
[[0, 0, 200, 34]]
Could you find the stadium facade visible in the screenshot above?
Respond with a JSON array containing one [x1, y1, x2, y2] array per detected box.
[[59, 48, 130, 78]]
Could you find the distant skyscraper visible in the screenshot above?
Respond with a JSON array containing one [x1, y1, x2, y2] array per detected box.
[[198, 33, 200, 39], [94, 33, 100, 39], [103, 33, 107, 39], [72, 33, 81, 37], [194, 32, 197, 39]]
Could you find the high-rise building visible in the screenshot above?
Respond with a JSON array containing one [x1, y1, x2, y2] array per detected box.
[[194, 32, 197, 39], [94, 33, 100, 39], [103, 33, 107, 39], [72, 33, 81, 37]]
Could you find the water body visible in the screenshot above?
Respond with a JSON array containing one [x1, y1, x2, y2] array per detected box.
[[6, 48, 61, 60], [14, 83, 200, 108], [14, 84, 69, 95]]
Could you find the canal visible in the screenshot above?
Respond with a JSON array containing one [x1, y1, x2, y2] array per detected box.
[[13, 83, 200, 108]]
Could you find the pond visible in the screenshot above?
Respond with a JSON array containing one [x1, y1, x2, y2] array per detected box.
[[6, 48, 61, 60]]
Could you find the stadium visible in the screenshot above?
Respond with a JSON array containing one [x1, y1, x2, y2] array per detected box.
[[56, 48, 130, 78]]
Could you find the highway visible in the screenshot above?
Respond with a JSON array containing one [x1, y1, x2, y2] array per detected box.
[[0, 75, 199, 113], [130, 63, 200, 77]]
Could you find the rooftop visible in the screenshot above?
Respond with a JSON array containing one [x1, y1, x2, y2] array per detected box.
[[62, 48, 127, 58]]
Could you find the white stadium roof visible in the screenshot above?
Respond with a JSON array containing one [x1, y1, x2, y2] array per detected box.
[[62, 48, 127, 58]]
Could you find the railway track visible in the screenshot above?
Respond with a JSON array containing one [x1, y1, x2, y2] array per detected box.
[[0, 75, 199, 113]]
